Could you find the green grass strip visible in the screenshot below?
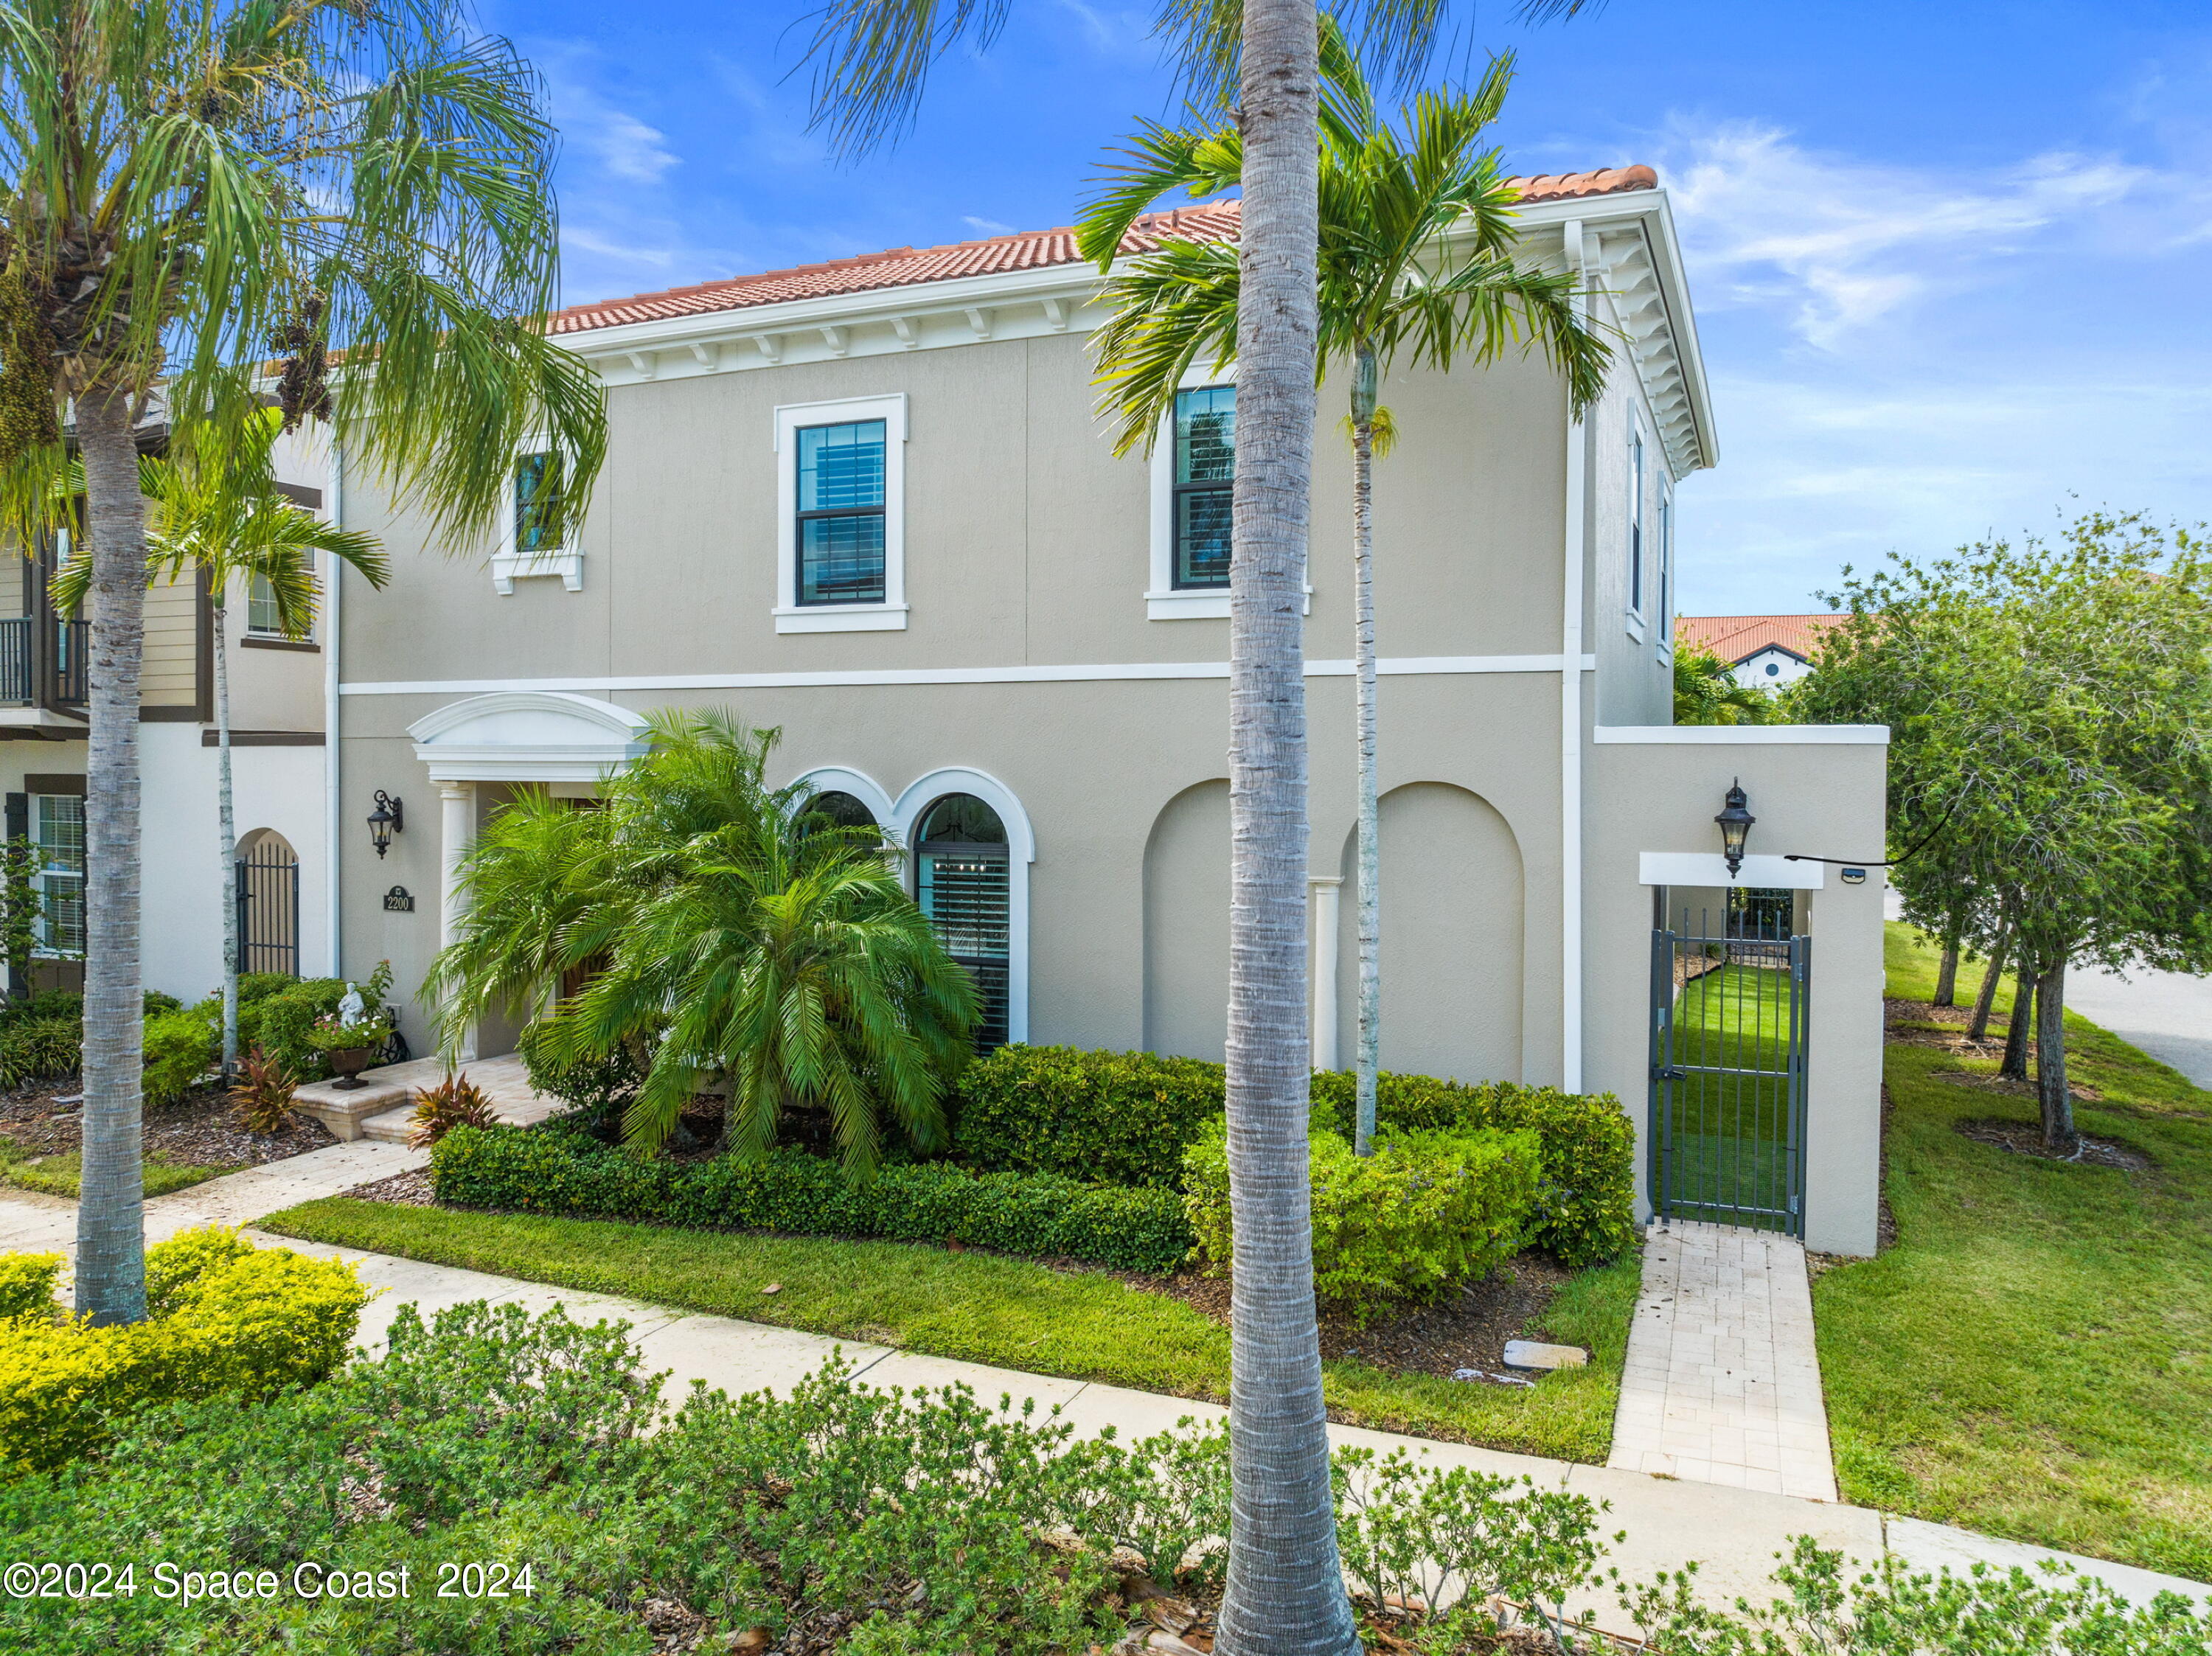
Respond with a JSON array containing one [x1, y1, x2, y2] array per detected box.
[[258, 1195, 1640, 1464], [1811, 925, 2212, 1583], [0, 1144, 232, 1200]]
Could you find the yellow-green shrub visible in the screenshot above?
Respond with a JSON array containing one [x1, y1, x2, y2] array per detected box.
[[1182, 1123, 1541, 1322], [0, 1250, 60, 1321], [0, 1228, 367, 1476]]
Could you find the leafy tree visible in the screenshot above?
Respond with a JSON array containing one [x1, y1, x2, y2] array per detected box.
[[55, 408, 390, 1079], [1077, 18, 1609, 1160], [0, 0, 605, 1326], [1797, 510, 2212, 1149], [1672, 636, 1786, 726], [424, 710, 979, 1177]]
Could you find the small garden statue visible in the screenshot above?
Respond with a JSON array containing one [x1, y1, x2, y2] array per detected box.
[[306, 961, 395, 1090]]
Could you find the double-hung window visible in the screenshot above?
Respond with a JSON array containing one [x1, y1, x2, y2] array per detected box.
[[773, 394, 908, 633], [515, 450, 566, 555], [795, 420, 888, 605], [1171, 385, 1235, 590], [1656, 485, 1674, 646], [1627, 421, 1646, 617], [247, 573, 286, 637], [31, 794, 83, 957]]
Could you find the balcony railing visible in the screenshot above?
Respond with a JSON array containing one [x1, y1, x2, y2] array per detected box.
[[0, 616, 89, 706]]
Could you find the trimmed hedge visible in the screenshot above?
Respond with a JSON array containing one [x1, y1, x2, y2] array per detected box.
[[951, 1044, 1232, 1188], [0, 1227, 367, 1475], [1309, 1072, 1637, 1267], [0, 1250, 60, 1321], [143, 1011, 218, 1107], [1184, 1122, 1541, 1320], [431, 1124, 1194, 1274], [950, 1046, 1635, 1267]]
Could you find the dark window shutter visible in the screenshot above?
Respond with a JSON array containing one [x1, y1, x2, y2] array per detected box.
[[4, 792, 24, 842]]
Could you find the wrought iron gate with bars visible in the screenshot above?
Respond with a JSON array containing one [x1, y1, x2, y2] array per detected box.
[[1649, 902, 1810, 1234], [235, 838, 301, 976]]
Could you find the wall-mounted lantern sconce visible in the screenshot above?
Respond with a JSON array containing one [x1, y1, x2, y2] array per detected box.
[[1714, 779, 1755, 878], [367, 791, 404, 859]]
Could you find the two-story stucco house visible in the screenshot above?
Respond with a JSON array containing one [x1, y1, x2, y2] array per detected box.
[[319, 165, 1892, 1255], [0, 420, 334, 1001]]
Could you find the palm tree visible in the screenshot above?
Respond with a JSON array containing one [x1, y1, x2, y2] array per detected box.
[[0, 0, 605, 1326], [797, 5, 1465, 1648], [424, 709, 978, 1177], [1079, 24, 1609, 1155], [55, 408, 392, 1079]]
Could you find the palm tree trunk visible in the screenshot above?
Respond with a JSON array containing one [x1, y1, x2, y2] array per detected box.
[[1217, 0, 1354, 1651], [72, 386, 150, 1327], [2000, 963, 2033, 1082], [1966, 928, 2008, 1043], [215, 602, 239, 1078], [1351, 347, 1379, 1159], [2035, 957, 2076, 1153]]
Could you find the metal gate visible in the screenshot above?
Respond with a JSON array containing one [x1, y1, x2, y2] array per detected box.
[[1649, 900, 1809, 1234], [235, 837, 301, 977]]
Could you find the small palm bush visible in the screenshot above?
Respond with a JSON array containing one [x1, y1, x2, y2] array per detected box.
[[229, 1046, 298, 1135], [425, 710, 978, 1175], [406, 1073, 498, 1149]]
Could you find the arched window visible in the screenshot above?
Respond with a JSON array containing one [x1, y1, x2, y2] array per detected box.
[[915, 793, 1009, 1048], [235, 829, 300, 977], [801, 789, 878, 831]]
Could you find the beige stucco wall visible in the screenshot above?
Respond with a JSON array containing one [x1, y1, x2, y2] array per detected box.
[[1584, 733, 1890, 1256]]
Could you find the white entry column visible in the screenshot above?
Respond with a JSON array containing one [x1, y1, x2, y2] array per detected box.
[[439, 780, 476, 1060], [1310, 874, 1342, 1071]]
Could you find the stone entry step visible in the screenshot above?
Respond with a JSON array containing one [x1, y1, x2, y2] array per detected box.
[[293, 1053, 571, 1144]]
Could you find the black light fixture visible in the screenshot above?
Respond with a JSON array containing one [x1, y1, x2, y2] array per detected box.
[[367, 790, 404, 859], [1714, 779, 1756, 879]]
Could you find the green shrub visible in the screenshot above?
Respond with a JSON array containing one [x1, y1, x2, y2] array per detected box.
[[0, 1251, 60, 1321], [0, 1015, 80, 1088], [1183, 1122, 1540, 1321], [246, 978, 349, 1079], [0, 1227, 366, 1475], [519, 1020, 644, 1135], [142, 1011, 218, 1106], [431, 1125, 1196, 1273], [1310, 1071, 1637, 1266], [950, 1043, 1251, 1187], [21, 988, 79, 1022], [950, 1046, 1635, 1268]]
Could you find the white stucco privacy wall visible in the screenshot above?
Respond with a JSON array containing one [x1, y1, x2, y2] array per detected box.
[[139, 725, 327, 1000]]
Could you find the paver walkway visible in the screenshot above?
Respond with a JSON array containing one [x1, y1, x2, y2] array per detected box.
[[7, 1152, 2205, 1624], [1609, 1220, 1837, 1501]]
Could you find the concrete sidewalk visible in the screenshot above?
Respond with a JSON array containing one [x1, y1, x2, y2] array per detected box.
[[7, 1149, 2207, 1624]]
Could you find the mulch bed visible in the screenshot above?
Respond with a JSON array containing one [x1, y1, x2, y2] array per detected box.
[[1952, 1116, 2150, 1172], [347, 1165, 437, 1206], [0, 1076, 335, 1174], [1135, 1252, 1577, 1387]]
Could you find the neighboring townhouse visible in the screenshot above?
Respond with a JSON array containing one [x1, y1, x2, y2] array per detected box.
[[324, 167, 1893, 1254], [1677, 613, 1849, 689], [0, 420, 334, 1000]]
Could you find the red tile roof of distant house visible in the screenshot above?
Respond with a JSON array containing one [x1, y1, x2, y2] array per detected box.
[[549, 165, 1660, 336], [1676, 613, 1851, 666]]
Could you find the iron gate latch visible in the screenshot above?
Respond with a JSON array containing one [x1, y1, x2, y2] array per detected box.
[[1652, 1065, 1688, 1081]]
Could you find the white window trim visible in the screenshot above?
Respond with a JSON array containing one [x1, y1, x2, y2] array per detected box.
[[1144, 366, 1310, 622], [1655, 481, 1674, 662], [493, 440, 583, 595], [889, 765, 1034, 1044], [29, 792, 83, 960], [1624, 411, 1646, 639], [775, 393, 908, 633]]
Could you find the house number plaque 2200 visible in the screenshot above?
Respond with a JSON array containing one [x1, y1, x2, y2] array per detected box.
[[383, 886, 416, 913]]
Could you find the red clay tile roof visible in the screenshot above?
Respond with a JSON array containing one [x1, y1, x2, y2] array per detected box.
[[1676, 613, 1851, 665], [550, 165, 1658, 337]]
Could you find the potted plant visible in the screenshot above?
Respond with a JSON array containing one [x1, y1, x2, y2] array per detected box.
[[305, 961, 395, 1090]]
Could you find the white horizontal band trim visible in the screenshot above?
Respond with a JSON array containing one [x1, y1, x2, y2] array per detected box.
[[1595, 723, 1888, 745], [1640, 852, 1825, 891], [340, 653, 1599, 698]]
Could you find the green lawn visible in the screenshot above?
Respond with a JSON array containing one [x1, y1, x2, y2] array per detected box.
[[260, 1194, 1644, 1464], [1812, 923, 2212, 1581], [0, 1141, 231, 1199]]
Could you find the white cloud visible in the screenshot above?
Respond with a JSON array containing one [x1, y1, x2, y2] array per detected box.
[[1654, 120, 2148, 348], [962, 215, 1017, 234]]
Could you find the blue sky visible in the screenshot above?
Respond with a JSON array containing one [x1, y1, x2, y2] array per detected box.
[[479, 0, 2212, 616]]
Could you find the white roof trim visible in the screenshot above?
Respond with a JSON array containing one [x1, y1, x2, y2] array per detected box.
[[408, 690, 652, 782]]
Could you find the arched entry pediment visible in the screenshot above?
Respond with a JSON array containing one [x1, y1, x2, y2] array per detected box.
[[407, 692, 651, 782]]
